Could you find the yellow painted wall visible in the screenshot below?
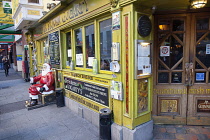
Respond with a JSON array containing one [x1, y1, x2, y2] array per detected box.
[[30, 0, 153, 130]]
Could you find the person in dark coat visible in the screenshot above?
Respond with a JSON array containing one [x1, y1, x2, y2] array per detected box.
[[2, 56, 10, 76], [0, 54, 3, 70]]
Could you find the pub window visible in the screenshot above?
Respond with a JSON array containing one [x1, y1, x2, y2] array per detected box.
[[28, 0, 39, 3], [85, 24, 95, 68], [75, 28, 83, 67], [66, 32, 72, 66], [99, 18, 112, 71], [43, 39, 50, 63]]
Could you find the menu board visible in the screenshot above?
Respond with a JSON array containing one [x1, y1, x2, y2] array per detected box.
[[49, 31, 60, 68]]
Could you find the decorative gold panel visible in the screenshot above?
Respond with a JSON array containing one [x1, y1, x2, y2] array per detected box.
[[161, 99, 178, 113], [138, 79, 148, 113]]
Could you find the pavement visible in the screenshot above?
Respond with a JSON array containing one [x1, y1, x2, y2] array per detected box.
[[0, 67, 210, 140], [0, 68, 99, 140]]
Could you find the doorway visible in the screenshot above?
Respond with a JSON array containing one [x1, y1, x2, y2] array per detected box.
[[153, 12, 210, 125]]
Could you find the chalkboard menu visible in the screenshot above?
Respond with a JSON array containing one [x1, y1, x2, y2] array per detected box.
[[64, 77, 109, 106], [49, 31, 60, 68], [137, 15, 152, 37]]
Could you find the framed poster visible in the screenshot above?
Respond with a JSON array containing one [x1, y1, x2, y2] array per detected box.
[[112, 11, 120, 30], [134, 40, 152, 79]]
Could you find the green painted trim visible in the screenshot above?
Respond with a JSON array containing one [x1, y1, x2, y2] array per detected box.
[[0, 35, 8, 39], [0, 30, 21, 34], [0, 24, 13, 30], [0, 35, 14, 42]]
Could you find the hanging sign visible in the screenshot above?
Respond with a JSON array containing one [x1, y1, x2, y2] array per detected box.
[[0, 1, 13, 24], [160, 46, 170, 56], [2, 1, 12, 14]]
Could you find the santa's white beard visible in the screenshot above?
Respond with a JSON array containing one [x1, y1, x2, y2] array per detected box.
[[42, 70, 49, 76]]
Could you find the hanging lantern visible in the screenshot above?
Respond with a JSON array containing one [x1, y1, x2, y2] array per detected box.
[[190, 0, 207, 9]]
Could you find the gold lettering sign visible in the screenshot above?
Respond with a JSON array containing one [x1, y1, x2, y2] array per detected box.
[[161, 99, 178, 113], [154, 87, 210, 94], [43, 0, 88, 33], [27, 10, 40, 15], [63, 71, 110, 85], [197, 100, 210, 112], [66, 90, 100, 111]]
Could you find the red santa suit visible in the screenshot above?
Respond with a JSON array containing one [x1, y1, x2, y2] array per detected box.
[[29, 63, 55, 100]]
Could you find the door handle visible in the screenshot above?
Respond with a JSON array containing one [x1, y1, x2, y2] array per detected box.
[[185, 62, 193, 86], [189, 62, 194, 86]]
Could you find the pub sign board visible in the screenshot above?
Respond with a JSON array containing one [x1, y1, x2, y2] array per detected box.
[[64, 77, 109, 106], [197, 100, 210, 113]]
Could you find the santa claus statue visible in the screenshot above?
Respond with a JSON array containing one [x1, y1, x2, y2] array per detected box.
[[26, 63, 55, 107]]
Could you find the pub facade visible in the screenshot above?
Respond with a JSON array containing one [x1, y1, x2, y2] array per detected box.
[[27, 0, 210, 139]]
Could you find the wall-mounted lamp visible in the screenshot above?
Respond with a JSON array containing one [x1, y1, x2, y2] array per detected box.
[[190, 0, 207, 9], [140, 42, 150, 46]]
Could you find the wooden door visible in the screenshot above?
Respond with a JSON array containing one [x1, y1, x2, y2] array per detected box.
[[153, 12, 210, 125]]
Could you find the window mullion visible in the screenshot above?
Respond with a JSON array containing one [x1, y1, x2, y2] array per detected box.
[[82, 26, 86, 69], [95, 20, 100, 71]]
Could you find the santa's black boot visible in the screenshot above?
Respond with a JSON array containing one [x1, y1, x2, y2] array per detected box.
[[30, 99, 38, 106]]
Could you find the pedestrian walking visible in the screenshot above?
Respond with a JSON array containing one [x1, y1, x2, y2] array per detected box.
[[0, 54, 3, 70], [2, 56, 10, 76]]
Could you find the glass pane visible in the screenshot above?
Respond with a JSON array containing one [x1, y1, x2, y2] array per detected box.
[[158, 19, 170, 31], [159, 36, 183, 68], [196, 32, 205, 41], [85, 24, 95, 68], [195, 61, 204, 69], [158, 62, 167, 70], [195, 72, 206, 83], [75, 28, 83, 67], [158, 72, 169, 83], [158, 33, 168, 42], [100, 18, 112, 71], [196, 33, 210, 68], [174, 62, 182, 70], [66, 32, 71, 66], [43, 39, 50, 63], [173, 19, 184, 31], [175, 33, 183, 42], [171, 72, 182, 83], [196, 18, 209, 30]]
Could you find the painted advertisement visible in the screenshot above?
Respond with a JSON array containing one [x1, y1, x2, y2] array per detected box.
[[64, 77, 109, 106], [0, 1, 13, 24]]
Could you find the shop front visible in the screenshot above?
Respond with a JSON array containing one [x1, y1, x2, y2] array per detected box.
[[27, 0, 210, 139], [28, 0, 153, 139], [153, 11, 210, 125]]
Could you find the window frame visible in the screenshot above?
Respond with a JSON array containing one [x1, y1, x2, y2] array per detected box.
[[64, 16, 112, 74], [98, 16, 112, 74]]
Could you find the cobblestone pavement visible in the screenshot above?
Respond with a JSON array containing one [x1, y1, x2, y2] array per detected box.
[[153, 124, 210, 140]]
